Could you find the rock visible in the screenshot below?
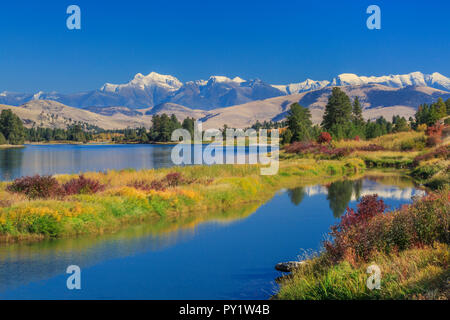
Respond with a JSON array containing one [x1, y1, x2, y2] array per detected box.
[[275, 261, 305, 272]]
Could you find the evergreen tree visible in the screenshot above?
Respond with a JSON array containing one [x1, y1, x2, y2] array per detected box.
[[352, 97, 364, 126], [435, 97, 447, 119], [0, 109, 26, 145], [321, 87, 353, 139], [286, 103, 312, 142], [0, 132, 6, 145], [182, 117, 195, 138]]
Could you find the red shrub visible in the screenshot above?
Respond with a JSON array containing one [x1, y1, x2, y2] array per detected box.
[[7, 175, 63, 199], [324, 190, 449, 263], [425, 123, 443, 137], [63, 175, 105, 195], [338, 195, 386, 231], [426, 135, 442, 147], [317, 132, 332, 144], [162, 172, 185, 187], [354, 135, 360, 141]]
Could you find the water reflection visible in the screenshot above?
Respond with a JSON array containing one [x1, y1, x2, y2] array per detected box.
[[297, 176, 425, 217], [287, 187, 306, 206], [0, 147, 24, 181]]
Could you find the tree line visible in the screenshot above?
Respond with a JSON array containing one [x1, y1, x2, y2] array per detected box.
[[281, 87, 449, 144]]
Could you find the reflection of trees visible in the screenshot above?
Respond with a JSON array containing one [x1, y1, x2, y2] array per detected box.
[[327, 180, 354, 218], [288, 187, 306, 206], [353, 179, 362, 201], [0, 148, 24, 181]]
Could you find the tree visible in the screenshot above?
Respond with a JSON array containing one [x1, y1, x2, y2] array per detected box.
[[182, 117, 195, 138], [392, 116, 409, 132], [0, 109, 26, 145], [286, 103, 312, 142], [352, 97, 364, 126], [281, 128, 293, 145], [0, 132, 6, 145], [435, 97, 447, 119], [321, 87, 353, 139]]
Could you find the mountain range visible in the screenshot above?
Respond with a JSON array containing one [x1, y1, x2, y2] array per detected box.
[[1, 71, 449, 130]]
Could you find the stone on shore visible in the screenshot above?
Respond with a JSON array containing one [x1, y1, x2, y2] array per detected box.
[[275, 261, 305, 272]]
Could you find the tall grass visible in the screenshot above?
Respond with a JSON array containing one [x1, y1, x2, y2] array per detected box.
[[0, 159, 365, 242]]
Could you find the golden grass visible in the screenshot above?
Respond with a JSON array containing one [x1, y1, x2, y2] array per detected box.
[[0, 159, 366, 242]]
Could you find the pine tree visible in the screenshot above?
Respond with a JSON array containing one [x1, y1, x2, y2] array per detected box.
[[321, 87, 353, 139], [0, 109, 26, 145], [435, 97, 447, 119], [352, 97, 364, 126], [286, 103, 312, 142]]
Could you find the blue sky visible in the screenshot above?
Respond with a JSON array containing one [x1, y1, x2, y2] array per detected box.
[[0, 0, 448, 93]]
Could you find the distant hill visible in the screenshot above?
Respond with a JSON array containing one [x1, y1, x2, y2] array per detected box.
[[0, 100, 151, 130], [1, 83, 449, 131]]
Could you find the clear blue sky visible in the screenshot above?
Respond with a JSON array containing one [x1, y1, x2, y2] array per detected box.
[[0, 0, 448, 93]]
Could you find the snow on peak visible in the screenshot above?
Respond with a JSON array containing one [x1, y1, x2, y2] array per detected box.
[[100, 71, 182, 93], [208, 75, 246, 84], [32, 91, 45, 100], [272, 79, 330, 94]]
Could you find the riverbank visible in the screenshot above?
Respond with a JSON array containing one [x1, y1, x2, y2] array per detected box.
[[275, 187, 449, 300], [0, 157, 365, 243], [0, 144, 24, 149]]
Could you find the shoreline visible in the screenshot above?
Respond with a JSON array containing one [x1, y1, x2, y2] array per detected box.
[[0, 158, 366, 243]]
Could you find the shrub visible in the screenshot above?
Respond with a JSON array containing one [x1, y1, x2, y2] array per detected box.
[[425, 123, 443, 137], [426, 135, 442, 147], [317, 132, 332, 144], [63, 175, 105, 195], [324, 190, 450, 263], [162, 172, 185, 187], [7, 175, 63, 199], [413, 145, 450, 166], [417, 123, 427, 132], [356, 144, 385, 152]]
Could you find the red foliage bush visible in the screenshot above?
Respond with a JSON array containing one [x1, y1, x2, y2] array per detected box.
[[129, 172, 187, 192], [425, 122, 443, 137], [162, 172, 185, 187], [317, 132, 332, 144], [354, 135, 360, 141], [338, 195, 387, 230], [324, 190, 450, 263], [284, 141, 351, 159], [63, 175, 105, 195], [426, 135, 442, 147], [7, 175, 63, 199], [425, 122, 443, 147]]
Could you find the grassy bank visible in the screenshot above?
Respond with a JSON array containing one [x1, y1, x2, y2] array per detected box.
[[276, 188, 449, 300], [0, 157, 365, 242]]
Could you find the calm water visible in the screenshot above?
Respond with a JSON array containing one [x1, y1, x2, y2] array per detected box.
[[0, 144, 270, 181], [0, 176, 424, 299]]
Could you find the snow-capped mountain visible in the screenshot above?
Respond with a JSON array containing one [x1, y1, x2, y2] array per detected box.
[[272, 72, 450, 94], [329, 71, 450, 90], [163, 76, 284, 110], [0, 71, 448, 110], [273, 79, 330, 94], [100, 72, 182, 93]]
